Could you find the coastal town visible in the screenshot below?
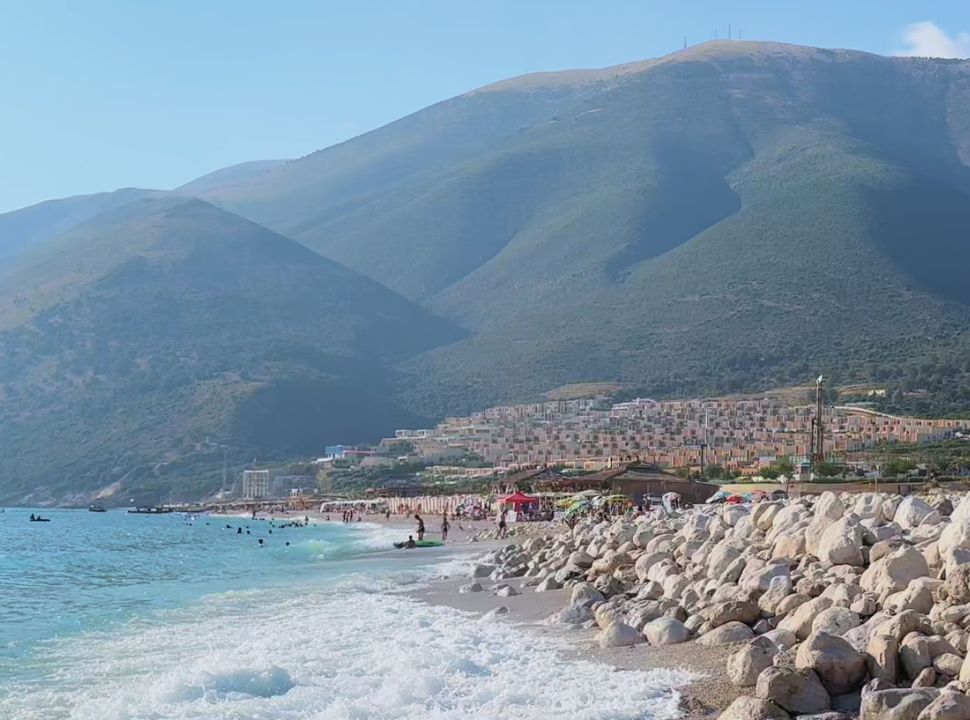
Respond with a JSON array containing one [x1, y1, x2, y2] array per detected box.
[[218, 387, 970, 513]]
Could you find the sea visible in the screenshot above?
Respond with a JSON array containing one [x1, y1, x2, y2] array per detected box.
[[0, 508, 691, 720]]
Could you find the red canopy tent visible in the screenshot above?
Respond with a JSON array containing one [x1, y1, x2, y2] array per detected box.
[[500, 491, 538, 508]]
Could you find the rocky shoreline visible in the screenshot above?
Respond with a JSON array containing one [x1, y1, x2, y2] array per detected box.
[[456, 492, 970, 719]]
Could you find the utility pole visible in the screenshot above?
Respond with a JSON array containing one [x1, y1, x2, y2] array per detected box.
[[814, 375, 826, 469]]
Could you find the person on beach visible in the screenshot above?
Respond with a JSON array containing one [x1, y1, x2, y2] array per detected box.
[[404, 535, 417, 549], [498, 511, 508, 538], [415, 514, 425, 541], [441, 514, 450, 542]]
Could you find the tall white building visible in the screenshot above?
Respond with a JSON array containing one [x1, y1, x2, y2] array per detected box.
[[241, 469, 271, 499]]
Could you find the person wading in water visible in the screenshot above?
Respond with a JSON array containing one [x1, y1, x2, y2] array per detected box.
[[415, 513, 425, 541]]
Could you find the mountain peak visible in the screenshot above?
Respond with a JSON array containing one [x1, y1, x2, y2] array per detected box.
[[471, 40, 882, 95]]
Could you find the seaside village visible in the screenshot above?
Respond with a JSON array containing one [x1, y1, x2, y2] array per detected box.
[[201, 390, 970, 718], [224, 391, 969, 521]]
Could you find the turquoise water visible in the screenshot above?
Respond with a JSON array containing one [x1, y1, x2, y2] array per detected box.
[[0, 508, 409, 665], [0, 508, 690, 720]]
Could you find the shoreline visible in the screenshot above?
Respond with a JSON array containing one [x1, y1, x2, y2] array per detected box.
[[411, 545, 734, 719]]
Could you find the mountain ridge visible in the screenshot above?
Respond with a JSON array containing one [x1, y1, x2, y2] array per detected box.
[[3, 40, 970, 501]]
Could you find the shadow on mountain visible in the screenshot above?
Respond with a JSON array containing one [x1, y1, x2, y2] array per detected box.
[[605, 163, 740, 280], [233, 377, 428, 455], [867, 182, 970, 306]]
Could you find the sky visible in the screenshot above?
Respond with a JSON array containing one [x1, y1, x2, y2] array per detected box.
[[2, 0, 970, 213]]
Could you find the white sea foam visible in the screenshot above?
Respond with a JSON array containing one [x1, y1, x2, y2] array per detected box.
[[0, 580, 694, 720]]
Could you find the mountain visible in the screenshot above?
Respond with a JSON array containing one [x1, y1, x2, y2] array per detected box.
[[5, 40, 970, 503], [0, 197, 461, 504], [0, 188, 158, 263], [174, 159, 288, 195], [187, 41, 970, 416]]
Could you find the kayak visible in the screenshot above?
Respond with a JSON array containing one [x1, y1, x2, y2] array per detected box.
[[393, 540, 444, 549]]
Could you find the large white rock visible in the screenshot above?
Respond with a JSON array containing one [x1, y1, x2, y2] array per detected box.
[[894, 496, 939, 530], [859, 546, 930, 597], [778, 596, 834, 640], [815, 492, 845, 520], [866, 632, 899, 684], [598, 621, 644, 648], [566, 550, 594, 569], [759, 575, 794, 614], [728, 643, 778, 686], [917, 691, 970, 720], [772, 531, 806, 560], [883, 578, 936, 615], [719, 696, 790, 720], [853, 493, 885, 521], [811, 606, 860, 636], [755, 667, 830, 715], [741, 561, 790, 593], [699, 621, 756, 646], [804, 514, 838, 558], [860, 688, 938, 720], [817, 516, 865, 566], [643, 617, 690, 646], [794, 630, 867, 695], [707, 600, 760, 627], [570, 583, 605, 607], [634, 552, 669, 582]]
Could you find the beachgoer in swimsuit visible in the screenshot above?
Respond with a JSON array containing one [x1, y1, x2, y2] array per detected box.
[[415, 514, 425, 541]]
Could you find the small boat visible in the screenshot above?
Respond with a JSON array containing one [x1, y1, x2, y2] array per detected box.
[[88, 505, 107, 513], [393, 539, 444, 549], [127, 506, 174, 514], [29, 516, 50, 522]]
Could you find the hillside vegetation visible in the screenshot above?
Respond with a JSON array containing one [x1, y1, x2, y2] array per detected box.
[[194, 41, 970, 418], [0, 198, 461, 503]]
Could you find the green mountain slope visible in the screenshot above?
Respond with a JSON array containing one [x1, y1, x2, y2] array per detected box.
[[0, 198, 462, 504], [190, 41, 970, 417]]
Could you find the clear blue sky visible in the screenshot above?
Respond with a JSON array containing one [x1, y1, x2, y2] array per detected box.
[[2, 0, 969, 213]]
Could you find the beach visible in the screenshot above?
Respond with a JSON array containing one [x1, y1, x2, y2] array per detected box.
[[0, 508, 695, 720], [16, 488, 966, 720], [413, 575, 733, 717]]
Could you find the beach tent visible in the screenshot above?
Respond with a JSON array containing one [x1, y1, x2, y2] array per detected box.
[[500, 491, 539, 508]]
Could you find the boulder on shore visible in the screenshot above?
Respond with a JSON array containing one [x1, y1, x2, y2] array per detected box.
[[597, 621, 644, 648], [794, 631, 867, 696], [643, 617, 690, 646], [755, 666, 830, 715], [719, 696, 791, 720]]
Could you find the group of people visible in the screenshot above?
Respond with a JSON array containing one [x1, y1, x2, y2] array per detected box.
[[400, 511, 451, 548]]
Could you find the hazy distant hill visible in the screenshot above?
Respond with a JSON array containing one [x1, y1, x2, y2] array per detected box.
[[193, 41, 970, 416], [174, 159, 288, 195], [0, 198, 461, 504], [0, 188, 157, 263]]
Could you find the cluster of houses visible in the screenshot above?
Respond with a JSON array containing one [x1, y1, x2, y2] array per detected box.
[[395, 397, 967, 475]]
